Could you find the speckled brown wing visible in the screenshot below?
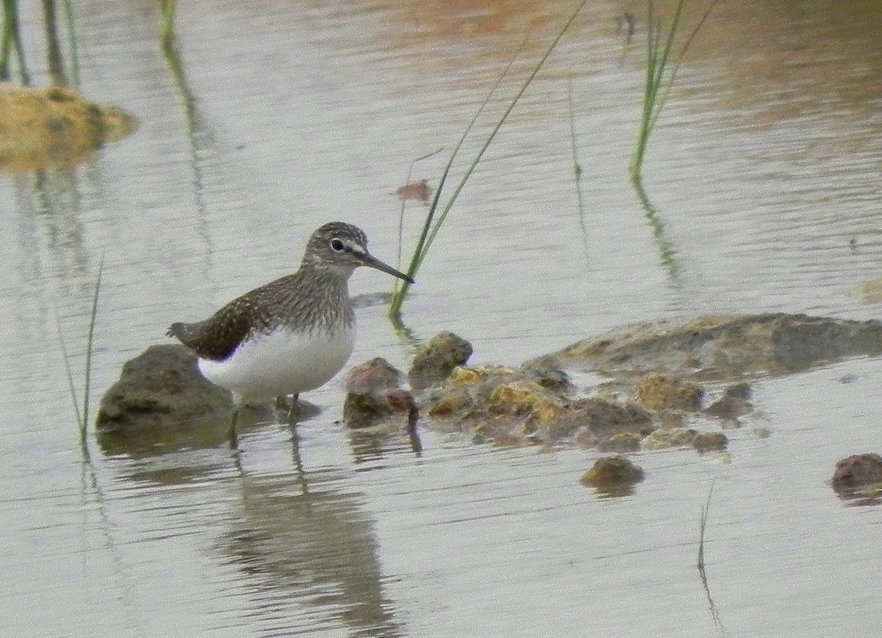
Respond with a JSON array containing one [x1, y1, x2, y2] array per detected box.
[[167, 294, 261, 362]]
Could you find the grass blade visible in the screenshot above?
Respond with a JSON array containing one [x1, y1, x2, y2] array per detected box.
[[395, 148, 443, 284], [55, 305, 84, 433], [1, 0, 32, 83], [566, 76, 589, 264], [62, 0, 80, 87], [390, 0, 590, 317], [630, 0, 717, 181], [82, 257, 104, 432], [160, 0, 177, 51], [697, 479, 714, 569], [388, 37, 526, 316], [56, 258, 103, 454]]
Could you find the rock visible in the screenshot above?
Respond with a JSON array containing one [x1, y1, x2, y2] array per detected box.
[[342, 358, 417, 431], [345, 357, 401, 395], [641, 427, 698, 450], [409, 331, 473, 390], [422, 365, 581, 445], [0, 83, 137, 171], [95, 344, 233, 453], [595, 432, 643, 453], [556, 397, 653, 446], [534, 314, 882, 380], [344, 388, 420, 451], [692, 431, 729, 452], [519, 362, 574, 393], [487, 381, 567, 424], [705, 395, 752, 420], [424, 365, 656, 447], [632, 373, 703, 412], [831, 453, 882, 494], [724, 382, 752, 400], [580, 456, 645, 494]]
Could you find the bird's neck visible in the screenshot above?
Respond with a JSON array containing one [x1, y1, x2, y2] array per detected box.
[[274, 266, 354, 336]]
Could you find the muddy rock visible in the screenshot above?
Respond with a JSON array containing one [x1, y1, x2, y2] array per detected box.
[[831, 453, 882, 494], [343, 358, 417, 432], [641, 427, 699, 450], [724, 382, 752, 400], [692, 431, 729, 453], [580, 456, 645, 494], [557, 397, 653, 446], [519, 362, 574, 393], [345, 357, 402, 394], [0, 83, 137, 171], [595, 432, 643, 453], [632, 373, 703, 412], [705, 394, 753, 420], [534, 314, 882, 380], [95, 344, 233, 453], [409, 331, 473, 390]]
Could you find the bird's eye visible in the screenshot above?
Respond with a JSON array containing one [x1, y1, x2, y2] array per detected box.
[[330, 239, 346, 252]]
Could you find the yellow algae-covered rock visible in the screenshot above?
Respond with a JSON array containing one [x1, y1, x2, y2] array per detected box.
[[632, 373, 703, 412], [426, 387, 471, 417], [446, 365, 519, 386], [487, 381, 568, 426], [0, 83, 137, 171]]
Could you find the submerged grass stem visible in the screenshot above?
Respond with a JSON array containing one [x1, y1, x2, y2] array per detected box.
[[57, 258, 104, 454]]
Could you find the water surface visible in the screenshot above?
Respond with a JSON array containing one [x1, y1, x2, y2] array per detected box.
[[2, 0, 881, 636]]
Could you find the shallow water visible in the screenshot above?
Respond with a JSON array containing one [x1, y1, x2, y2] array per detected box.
[[2, 0, 882, 636]]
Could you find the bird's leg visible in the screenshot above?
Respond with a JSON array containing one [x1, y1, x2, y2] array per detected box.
[[227, 405, 240, 450], [406, 401, 422, 455], [274, 395, 290, 414], [285, 394, 300, 424]]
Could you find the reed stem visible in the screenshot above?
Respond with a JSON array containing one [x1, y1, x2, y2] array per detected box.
[[389, 0, 590, 318]]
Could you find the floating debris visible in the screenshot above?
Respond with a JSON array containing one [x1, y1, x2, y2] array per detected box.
[[394, 178, 432, 203]]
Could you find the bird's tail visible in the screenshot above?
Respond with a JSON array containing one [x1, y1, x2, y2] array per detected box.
[[166, 322, 185, 339]]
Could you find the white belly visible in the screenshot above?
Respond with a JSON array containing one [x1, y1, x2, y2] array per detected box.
[[199, 327, 356, 403]]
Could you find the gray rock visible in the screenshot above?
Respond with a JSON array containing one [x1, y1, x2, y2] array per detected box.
[[532, 314, 882, 380], [832, 453, 882, 494], [95, 344, 233, 453]]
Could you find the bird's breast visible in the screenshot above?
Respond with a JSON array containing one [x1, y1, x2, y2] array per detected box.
[[198, 325, 356, 401]]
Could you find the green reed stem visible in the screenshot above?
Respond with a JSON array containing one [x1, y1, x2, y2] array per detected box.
[[395, 148, 443, 282], [629, 0, 718, 182], [160, 0, 177, 50], [389, 0, 590, 319]]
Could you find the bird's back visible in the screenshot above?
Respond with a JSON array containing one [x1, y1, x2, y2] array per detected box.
[[167, 271, 353, 362]]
